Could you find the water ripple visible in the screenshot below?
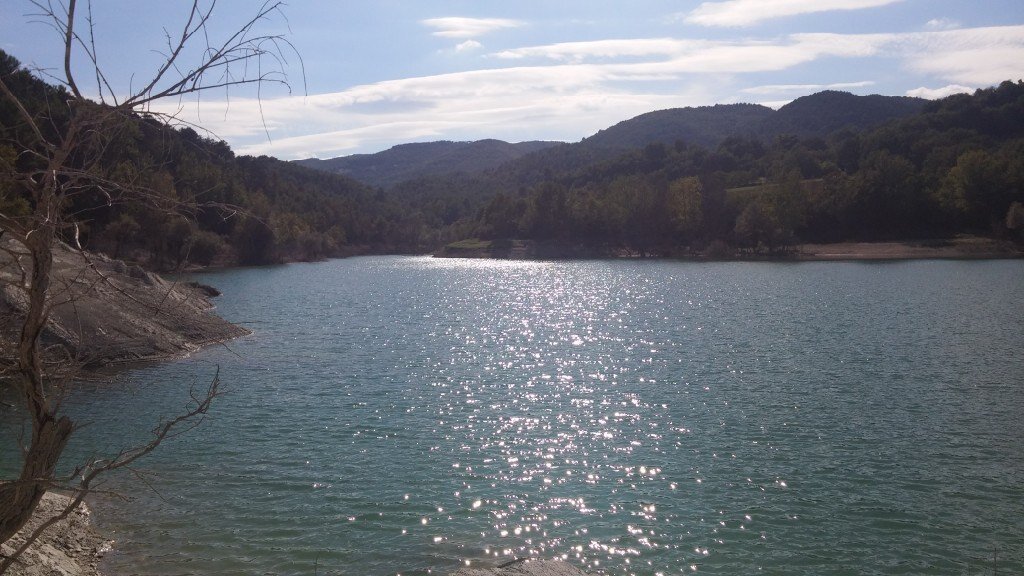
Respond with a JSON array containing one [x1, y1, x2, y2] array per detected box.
[[3, 257, 1021, 575]]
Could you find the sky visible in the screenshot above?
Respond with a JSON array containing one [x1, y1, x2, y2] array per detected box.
[[2, 0, 1024, 160]]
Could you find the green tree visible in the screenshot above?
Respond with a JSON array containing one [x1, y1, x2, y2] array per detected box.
[[478, 192, 525, 239], [734, 201, 792, 253], [854, 150, 920, 237], [666, 176, 704, 245], [188, 230, 227, 266], [233, 217, 278, 265], [940, 149, 1015, 230], [1006, 201, 1024, 241], [104, 213, 141, 258], [522, 182, 569, 240]]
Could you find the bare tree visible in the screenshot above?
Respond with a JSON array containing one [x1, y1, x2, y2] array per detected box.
[[0, 0, 299, 570]]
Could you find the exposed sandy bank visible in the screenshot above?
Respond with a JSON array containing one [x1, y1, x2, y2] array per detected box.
[[0, 493, 109, 576], [795, 236, 1024, 260], [0, 238, 249, 369]]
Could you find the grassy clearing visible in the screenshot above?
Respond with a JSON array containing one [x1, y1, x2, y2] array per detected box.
[[445, 238, 493, 250]]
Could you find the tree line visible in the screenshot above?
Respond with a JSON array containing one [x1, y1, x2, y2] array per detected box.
[[4, 46, 1023, 266], [1, 49, 443, 269], [462, 81, 1024, 255]]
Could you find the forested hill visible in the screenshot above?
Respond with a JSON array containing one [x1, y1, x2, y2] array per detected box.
[[0, 49, 442, 268], [296, 139, 561, 188], [4, 44, 1022, 268], [756, 91, 926, 140], [458, 81, 1024, 255], [302, 93, 927, 191], [580, 103, 774, 152]]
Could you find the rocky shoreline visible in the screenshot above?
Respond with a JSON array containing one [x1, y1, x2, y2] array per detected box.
[[2, 498, 588, 576], [0, 238, 250, 370], [1, 239, 249, 575], [0, 493, 109, 576]]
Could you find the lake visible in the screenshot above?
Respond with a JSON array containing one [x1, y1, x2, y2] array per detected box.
[[3, 256, 1023, 575]]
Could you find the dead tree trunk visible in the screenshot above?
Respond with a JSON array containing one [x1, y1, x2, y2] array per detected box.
[[0, 1, 298, 566], [0, 419, 73, 544], [0, 223, 74, 545]]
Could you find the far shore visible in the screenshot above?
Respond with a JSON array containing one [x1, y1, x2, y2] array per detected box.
[[434, 236, 1024, 262], [793, 237, 1024, 261]]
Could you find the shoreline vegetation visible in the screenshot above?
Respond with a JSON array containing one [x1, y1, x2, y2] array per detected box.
[[5, 51, 1024, 272], [3, 233, 1018, 379], [434, 235, 1024, 261]]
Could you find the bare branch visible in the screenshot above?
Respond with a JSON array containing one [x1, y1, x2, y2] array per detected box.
[[61, 0, 81, 98], [1, 0, 297, 565], [127, 1, 299, 109], [131, 0, 212, 107]]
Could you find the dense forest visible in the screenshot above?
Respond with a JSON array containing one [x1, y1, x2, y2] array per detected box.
[[3, 47, 1023, 267], [296, 140, 561, 188], [0, 49, 450, 267], [382, 83, 1024, 256], [462, 81, 1024, 256]]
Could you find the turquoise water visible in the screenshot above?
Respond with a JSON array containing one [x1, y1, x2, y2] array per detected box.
[[2, 257, 1023, 575]]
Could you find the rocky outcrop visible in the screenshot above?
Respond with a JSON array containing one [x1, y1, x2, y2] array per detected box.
[[0, 238, 248, 369], [0, 492, 109, 576]]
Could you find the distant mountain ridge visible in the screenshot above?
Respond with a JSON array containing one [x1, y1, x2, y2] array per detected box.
[[296, 139, 561, 188], [299, 91, 928, 188], [757, 91, 927, 140], [581, 92, 927, 153], [580, 103, 774, 151]]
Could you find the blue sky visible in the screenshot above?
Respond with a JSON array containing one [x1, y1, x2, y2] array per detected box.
[[2, 0, 1023, 159]]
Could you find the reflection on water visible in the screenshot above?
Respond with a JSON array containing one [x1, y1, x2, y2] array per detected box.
[[3, 256, 1023, 575]]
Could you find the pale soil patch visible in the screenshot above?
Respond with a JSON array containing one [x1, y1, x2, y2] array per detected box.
[[796, 236, 1023, 261]]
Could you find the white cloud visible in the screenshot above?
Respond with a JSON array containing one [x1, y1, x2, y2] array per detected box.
[[905, 84, 974, 99], [155, 64, 715, 159], [891, 26, 1024, 85], [492, 38, 692, 61], [455, 40, 483, 52], [152, 25, 1024, 159], [925, 18, 960, 31], [786, 26, 1024, 85], [685, 0, 903, 27], [741, 81, 876, 95], [422, 17, 523, 39], [490, 26, 925, 71], [490, 35, 879, 73]]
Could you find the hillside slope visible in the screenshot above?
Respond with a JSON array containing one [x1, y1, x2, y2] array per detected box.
[[301, 92, 927, 190], [296, 139, 561, 188], [758, 91, 927, 139], [580, 103, 773, 152]]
